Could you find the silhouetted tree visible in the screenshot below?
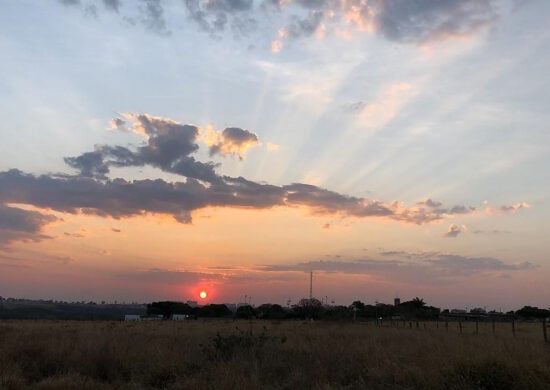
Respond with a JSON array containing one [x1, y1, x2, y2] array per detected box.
[[147, 301, 193, 318], [197, 304, 232, 318], [235, 305, 256, 319], [256, 304, 286, 319], [516, 306, 550, 319], [293, 298, 324, 319]]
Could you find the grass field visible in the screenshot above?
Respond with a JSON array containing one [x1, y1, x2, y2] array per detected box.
[[0, 319, 549, 389]]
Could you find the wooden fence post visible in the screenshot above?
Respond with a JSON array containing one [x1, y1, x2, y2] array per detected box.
[[459, 321, 462, 334], [445, 321, 449, 332], [475, 320, 479, 335]]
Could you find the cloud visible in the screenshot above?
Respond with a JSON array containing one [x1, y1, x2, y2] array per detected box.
[[0, 205, 58, 245], [140, 0, 170, 35], [103, 0, 121, 13], [116, 268, 223, 284], [417, 198, 442, 208], [0, 113, 529, 242], [58, 0, 512, 48], [371, 0, 497, 43], [443, 223, 467, 238], [204, 127, 260, 159], [66, 114, 220, 183], [258, 251, 537, 283]]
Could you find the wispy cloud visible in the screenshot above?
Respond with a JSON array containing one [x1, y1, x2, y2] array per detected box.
[[0, 205, 57, 246], [257, 251, 537, 284]]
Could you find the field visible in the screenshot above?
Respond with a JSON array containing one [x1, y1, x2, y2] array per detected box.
[[0, 319, 549, 389]]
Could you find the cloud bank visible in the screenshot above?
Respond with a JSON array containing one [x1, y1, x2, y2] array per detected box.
[[0, 113, 529, 245]]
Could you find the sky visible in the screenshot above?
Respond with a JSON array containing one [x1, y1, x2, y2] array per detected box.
[[0, 0, 549, 310]]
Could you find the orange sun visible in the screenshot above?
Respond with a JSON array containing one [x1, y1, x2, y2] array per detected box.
[[199, 291, 207, 299]]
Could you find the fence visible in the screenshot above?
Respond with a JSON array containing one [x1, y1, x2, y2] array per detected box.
[[366, 317, 548, 342]]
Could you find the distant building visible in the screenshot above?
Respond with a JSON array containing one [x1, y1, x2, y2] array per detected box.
[[186, 301, 198, 308], [124, 315, 141, 321], [171, 314, 190, 321], [224, 303, 237, 312]]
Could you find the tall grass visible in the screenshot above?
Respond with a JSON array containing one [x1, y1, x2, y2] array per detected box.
[[0, 320, 549, 389]]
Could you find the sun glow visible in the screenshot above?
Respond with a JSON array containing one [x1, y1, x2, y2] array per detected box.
[[199, 291, 207, 299]]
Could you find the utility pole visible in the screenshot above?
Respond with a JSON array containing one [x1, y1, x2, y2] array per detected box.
[[309, 270, 313, 300]]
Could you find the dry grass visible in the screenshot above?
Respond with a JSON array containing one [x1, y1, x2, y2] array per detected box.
[[0, 319, 549, 389]]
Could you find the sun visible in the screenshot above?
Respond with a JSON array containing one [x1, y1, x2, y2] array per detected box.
[[199, 291, 207, 299]]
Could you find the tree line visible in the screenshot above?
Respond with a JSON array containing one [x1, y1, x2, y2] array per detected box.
[[146, 298, 550, 321]]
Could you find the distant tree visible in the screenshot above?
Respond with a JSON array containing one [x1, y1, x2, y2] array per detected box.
[[324, 305, 353, 321], [235, 305, 256, 319], [411, 297, 426, 309], [292, 298, 324, 319], [256, 304, 286, 319], [197, 304, 232, 318], [147, 301, 193, 318], [350, 300, 365, 310], [516, 306, 550, 319]]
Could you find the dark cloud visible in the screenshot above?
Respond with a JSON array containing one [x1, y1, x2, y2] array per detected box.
[[140, 0, 169, 35], [208, 127, 260, 159], [0, 205, 57, 245], [0, 113, 529, 244], [65, 114, 220, 183], [183, 0, 257, 38], [372, 0, 497, 43], [59, 0, 80, 6], [103, 0, 121, 12], [282, 11, 324, 39], [59, 0, 510, 47]]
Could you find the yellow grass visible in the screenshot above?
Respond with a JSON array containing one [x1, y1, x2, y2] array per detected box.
[[0, 319, 549, 389]]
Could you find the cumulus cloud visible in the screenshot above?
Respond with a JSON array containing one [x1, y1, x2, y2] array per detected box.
[[203, 126, 260, 159], [0, 205, 57, 245], [443, 223, 467, 238]]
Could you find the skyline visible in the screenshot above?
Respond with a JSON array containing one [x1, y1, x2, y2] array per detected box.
[[0, 0, 549, 310]]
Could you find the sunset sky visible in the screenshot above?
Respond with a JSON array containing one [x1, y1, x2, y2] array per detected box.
[[1, 0, 549, 310]]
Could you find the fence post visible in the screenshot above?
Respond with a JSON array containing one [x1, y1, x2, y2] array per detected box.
[[543, 319, 548, 343], [459, 321, 462, 334], [445, 321, 449, 332], [409, 321, 412, 329], [436, 320, 439, 329]]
